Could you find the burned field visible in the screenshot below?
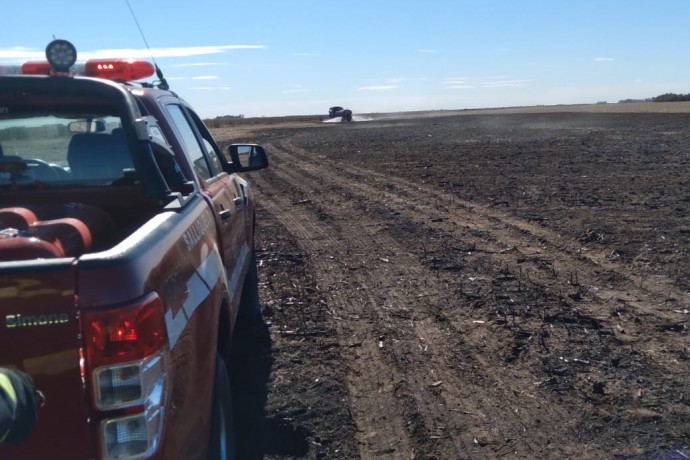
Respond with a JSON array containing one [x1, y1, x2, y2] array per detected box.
[[215, 110, 690, 459]]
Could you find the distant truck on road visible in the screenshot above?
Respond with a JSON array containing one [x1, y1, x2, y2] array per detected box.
[[328, 106, 353, 122], [0, 39, 268, 459]]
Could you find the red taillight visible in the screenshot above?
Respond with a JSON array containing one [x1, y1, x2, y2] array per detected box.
[[21, 61, 52, 75], [111, 322, 138, 343], [84, 59, 155, 81], [84, 292, 167, 369], [83, 293, 170, 458]]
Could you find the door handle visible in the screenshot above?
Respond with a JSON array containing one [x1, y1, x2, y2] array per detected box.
[[233, 197, 244, 208], [219, 209, 232, 220]]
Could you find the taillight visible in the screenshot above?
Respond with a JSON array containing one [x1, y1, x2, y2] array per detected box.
[[85, 292, 167, 369], [83, 292, 169, 460], [92, 353, 166, 410]]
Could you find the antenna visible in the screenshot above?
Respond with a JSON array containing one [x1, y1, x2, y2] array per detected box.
[[125, 0, 169, 90]]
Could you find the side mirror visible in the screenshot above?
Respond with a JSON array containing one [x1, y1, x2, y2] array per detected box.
[[226, 144, 268, 172]]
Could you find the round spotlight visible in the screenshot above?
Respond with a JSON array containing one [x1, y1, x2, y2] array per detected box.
[[45, 39, 77, 72]]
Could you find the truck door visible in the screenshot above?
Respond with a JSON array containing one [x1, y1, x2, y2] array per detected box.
[[200, 137, 248, 272], [163, 104, 248, 283]]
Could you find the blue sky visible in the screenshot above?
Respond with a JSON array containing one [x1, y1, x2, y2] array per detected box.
[[1, 1, 689, 118]]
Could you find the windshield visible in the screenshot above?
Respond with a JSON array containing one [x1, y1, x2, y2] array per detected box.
[[0, 107, 134, 187]]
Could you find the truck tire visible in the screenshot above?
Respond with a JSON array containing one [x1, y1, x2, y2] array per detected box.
[[207, 354, 236, 460], [236, 248, 262, 327]]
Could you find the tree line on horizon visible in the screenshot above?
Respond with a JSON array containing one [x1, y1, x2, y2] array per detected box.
[[619, 92, 690, 103], [650, 93, 690, 102]]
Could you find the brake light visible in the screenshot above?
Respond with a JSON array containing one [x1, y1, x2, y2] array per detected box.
[[83, 292, 169, 460], [21, 61, 52, 75], [85, 292, 166, 368], [112, 323, 138, 343], [85, 59, 155, 81]]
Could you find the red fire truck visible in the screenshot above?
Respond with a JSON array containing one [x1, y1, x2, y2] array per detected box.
[[0, 39, 268, 459]]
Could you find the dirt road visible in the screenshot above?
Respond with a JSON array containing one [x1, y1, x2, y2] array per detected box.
[[214, 110, 690, 459]]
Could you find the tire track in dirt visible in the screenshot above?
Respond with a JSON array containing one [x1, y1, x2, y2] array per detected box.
[[258, 136, 690, 457], [217, 116, 690, 459], [254, 168, 417, 458], [254, 173, 483, 459], [273, 137, 690, 373], [253, 142, 603, 458]]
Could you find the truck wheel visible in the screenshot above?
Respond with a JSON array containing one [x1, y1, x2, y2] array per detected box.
[[236, 248, 262, 327], [207, 354, 236, 460]]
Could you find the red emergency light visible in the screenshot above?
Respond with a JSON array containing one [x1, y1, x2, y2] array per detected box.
[[18, 58, 155, 81], [21, 61, 52, 75], [84, 59, 155, 81], [12, 40, 156, 81]]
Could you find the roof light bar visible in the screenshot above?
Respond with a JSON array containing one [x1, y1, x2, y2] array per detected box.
[[21, 61, 52, 75], [7, 40, 156, 82], [84, 59, 155, 81]]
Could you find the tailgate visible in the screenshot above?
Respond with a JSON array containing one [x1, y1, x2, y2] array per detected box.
[[0, 261, 92, 460]]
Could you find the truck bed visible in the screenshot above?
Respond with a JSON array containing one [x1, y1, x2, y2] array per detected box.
[[0, 185, 161, 261]]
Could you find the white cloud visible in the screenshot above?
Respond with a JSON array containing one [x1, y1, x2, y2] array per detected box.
[[0, 47, 44, 61], [387, 78, 407, 83], [356, 85, 400, 91], [282, 88, 315, 94], [191, 87, 232, 91], [445, 76, 529, 89], [446, 78, 469, 85], [192, 76, 220, 80], [482, 79, 530, 88], [595, 57, 615, 62], [445, 77, 473, 89], [92, 45, 265, 59], [172, 62, 230, 67], [0, 45, 265, 63], [281, 84, 315, 94]]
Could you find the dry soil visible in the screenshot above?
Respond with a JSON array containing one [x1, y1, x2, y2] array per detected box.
[[213, 106, 690, 460]]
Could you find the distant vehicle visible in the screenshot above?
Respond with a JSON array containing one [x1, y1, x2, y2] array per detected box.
[[328, 106, 353, 122]]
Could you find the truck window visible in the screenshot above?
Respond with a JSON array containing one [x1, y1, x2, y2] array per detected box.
[[202, 138, 224, 175], [0, 104, 132, 187], [164, 104, 212, 181], [185, 109, 224, 176]]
